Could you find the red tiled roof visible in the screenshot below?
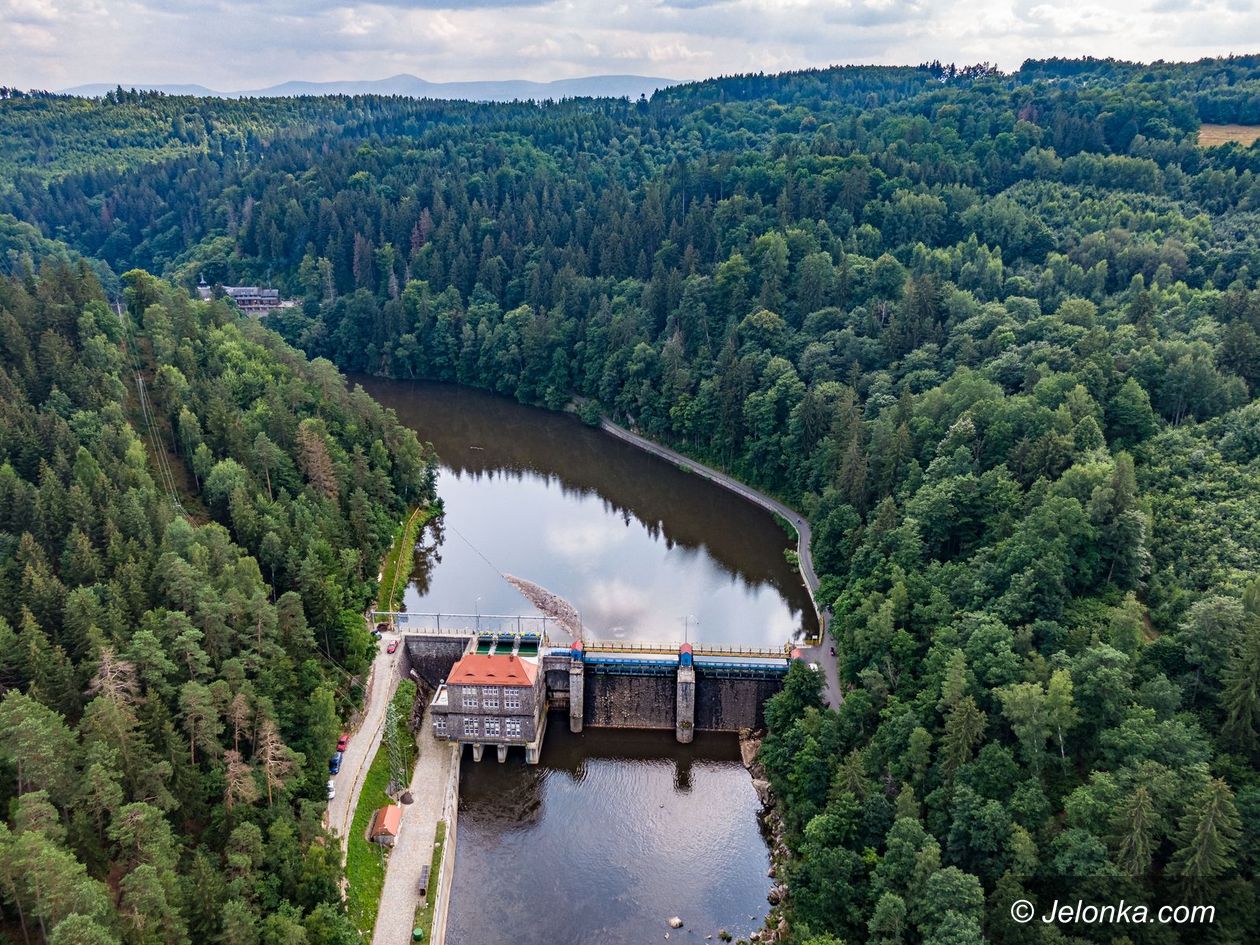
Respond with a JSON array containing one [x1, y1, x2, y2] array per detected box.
[[370, 805, 401, 838], [448, 653, 538, 686]]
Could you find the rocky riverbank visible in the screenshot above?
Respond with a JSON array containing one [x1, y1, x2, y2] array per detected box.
[[738, 729, 792, 945]]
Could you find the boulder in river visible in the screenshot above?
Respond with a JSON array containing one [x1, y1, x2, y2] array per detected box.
[[751, 778, 772, 806]]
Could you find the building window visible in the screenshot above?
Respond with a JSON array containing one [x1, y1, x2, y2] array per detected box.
[[462, 688, 478, 710], [484, 718, 501, 737], [504, 688, 522, 710], [434, 716, 447, 735], [506, 718, 522, 739], [483, 687, 499, 710], [463, 717, 478, 738]]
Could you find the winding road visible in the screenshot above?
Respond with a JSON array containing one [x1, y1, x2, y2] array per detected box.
[[597, 418, 841, 708]]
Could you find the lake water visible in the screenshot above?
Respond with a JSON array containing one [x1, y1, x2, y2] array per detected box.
[[352, 378, 808, 944]]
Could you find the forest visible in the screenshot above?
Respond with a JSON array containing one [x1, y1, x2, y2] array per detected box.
[[3, 53, 1260, 944], [0, 261, 435, 944]]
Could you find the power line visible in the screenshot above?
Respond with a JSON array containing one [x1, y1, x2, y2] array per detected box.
[[446, 520, 506, 580], [114, 301, 188, 518]]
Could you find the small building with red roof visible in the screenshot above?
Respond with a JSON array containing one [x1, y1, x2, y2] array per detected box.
[[368, 805, 402, 846]]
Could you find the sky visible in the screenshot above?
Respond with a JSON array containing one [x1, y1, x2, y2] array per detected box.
[[3, 0, 1260, 92]]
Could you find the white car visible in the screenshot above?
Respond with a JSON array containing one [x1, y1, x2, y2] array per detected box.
[[808, 662, 820, 673], [326, 779, 336, 800]]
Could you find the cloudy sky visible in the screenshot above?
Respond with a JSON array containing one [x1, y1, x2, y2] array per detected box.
[[3, 0, 1259, 92]]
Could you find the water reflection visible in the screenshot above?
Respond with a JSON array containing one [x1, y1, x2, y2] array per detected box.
[[350, 379, 782, 945], [353, 378, 816, 646], [447, 722, 770, 945]]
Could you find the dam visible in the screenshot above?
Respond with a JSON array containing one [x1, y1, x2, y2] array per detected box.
[[394, 614, 798, 762], [355, 378, 806, 945]]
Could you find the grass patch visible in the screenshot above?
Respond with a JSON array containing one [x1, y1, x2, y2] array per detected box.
[[1198, 124, 1260, 147], [345, 681, 418, 935], [378, 504, 436, 612], [409, 819, 447, 941]]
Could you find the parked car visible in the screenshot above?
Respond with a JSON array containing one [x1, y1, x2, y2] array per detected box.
[[386, 640, 399, 654], [326, 780, 336, 800], [808, 661, 820, 673], [329, 752, 343, 775], [337, 733, 349, 752]]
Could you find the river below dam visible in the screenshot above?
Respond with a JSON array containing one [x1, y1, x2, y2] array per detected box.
[[353, 378, 813, 945]]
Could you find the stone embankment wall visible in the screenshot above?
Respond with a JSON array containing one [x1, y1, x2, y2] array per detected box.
[[403, 637, 471, 691]]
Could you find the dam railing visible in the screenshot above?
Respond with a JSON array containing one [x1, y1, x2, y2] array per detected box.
[[371, 611, 565, 636]]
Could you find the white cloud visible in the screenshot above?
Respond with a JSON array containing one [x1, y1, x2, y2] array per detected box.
[[544, 518, 628, 559], [0, 0, 1256, 92]]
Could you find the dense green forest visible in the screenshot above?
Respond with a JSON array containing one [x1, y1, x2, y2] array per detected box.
[[0, 261, 435, 944], [3, 54, 1260, 944]]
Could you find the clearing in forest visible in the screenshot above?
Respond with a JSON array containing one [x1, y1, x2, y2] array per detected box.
[[1198, 123, 1260, 147]]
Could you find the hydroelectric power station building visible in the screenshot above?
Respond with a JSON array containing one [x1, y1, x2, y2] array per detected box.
[[428, 635, 548, 763]]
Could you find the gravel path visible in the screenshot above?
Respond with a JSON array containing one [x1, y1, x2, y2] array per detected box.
[[371, 724, 456, 945], [598, 418, 841, 707]]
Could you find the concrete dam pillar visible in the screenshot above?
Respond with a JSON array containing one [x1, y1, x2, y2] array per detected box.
[[569, 641, 585, 733], [676, 644, 695, 744]]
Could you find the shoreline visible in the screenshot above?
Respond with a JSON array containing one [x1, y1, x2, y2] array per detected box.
[[596, 417, 825, 639], [594, 415, 842, 708], [739, 729, 792, 944]]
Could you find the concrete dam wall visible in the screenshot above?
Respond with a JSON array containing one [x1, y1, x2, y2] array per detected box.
[[562, 660, 784, 736], [694, 671, 781, 731], [409, 636, 788, 745], [582, 670, 678, 730]]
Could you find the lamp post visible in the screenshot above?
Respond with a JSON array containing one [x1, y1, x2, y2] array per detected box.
[[682, 615, 698, 645]]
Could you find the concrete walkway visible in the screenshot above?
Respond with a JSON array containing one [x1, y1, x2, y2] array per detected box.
[[598, 418, 842, 708], [371, 724, 455, 945]]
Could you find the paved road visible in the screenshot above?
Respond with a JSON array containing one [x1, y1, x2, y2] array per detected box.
[[371, 725, 455, 945], [328, 633, 404, 854], [597, 418, 841, 708]]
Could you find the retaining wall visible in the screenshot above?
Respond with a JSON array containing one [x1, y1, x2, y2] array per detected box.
[[403, 636, 471, 691]]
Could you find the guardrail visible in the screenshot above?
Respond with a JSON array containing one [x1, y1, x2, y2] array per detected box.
[[371, 612, 563, 637], [375, 613, 794, 660], [584, 639, 791, 659]]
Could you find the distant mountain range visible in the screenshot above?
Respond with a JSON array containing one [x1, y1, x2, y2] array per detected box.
[[59, 73, 680, 102]]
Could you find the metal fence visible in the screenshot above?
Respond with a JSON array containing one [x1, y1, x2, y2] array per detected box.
[[583, 639, 792, 660], [370, 612, 564, 638], [370, 612, 794, 659]]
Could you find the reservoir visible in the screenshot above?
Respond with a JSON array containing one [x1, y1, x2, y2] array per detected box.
[[354, 378, 811, 944]]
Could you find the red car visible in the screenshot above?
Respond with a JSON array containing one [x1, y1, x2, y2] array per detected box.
[[386, 640, 398, 654], [336, 733, 349, 752]]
